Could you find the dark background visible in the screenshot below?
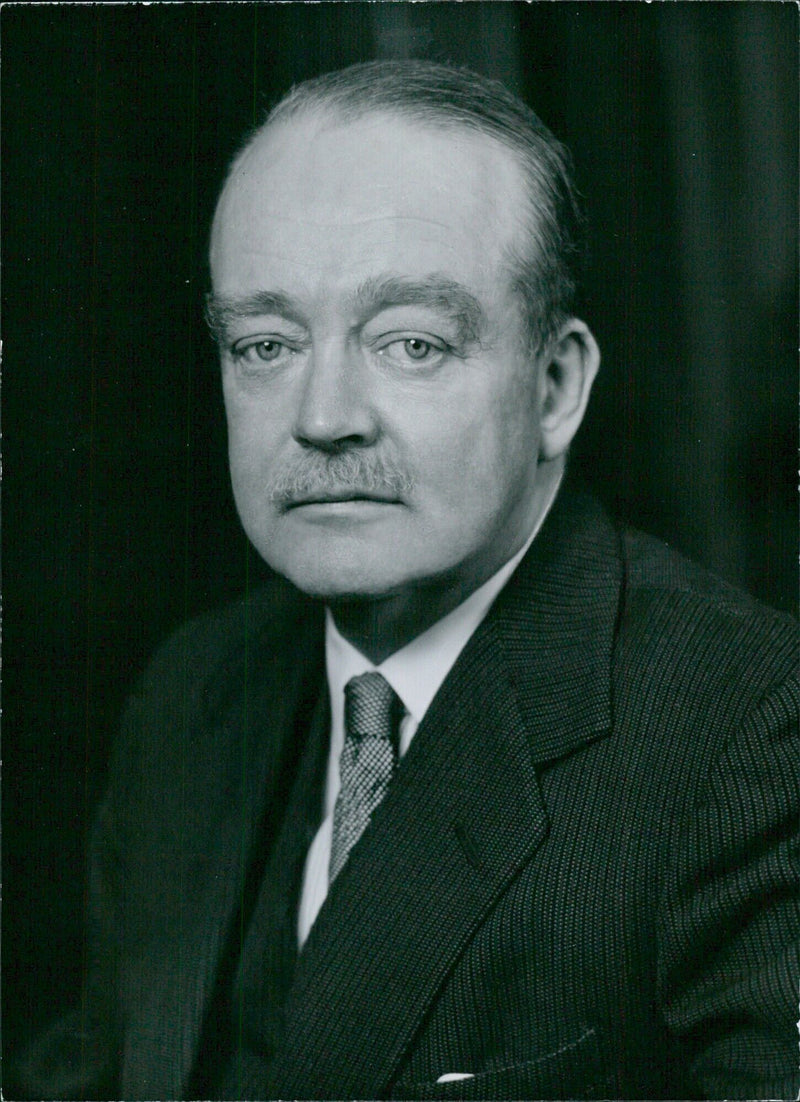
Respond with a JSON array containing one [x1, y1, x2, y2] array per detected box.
[[4, 1, 797, 1063]]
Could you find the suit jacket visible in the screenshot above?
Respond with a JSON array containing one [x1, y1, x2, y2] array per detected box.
[[17, 487, 799, 1100]]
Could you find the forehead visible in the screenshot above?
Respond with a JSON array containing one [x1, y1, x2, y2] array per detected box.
[[209, 108, 528, 297]]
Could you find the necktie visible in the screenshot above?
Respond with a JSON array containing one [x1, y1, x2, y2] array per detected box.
[[329, 672, 403, 884]]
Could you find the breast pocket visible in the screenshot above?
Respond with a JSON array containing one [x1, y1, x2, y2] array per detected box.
[[393, 1026, 611, 1100]]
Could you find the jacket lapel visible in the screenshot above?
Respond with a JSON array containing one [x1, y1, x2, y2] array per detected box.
[[264, 487, 623, 1098], [264, 624, 546, 1100], [230, 682, 331, 1065]]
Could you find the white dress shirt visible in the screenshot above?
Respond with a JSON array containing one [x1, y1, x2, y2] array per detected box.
[[297, 479, 560, 946]]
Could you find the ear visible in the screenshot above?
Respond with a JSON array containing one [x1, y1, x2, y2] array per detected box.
[[538, 319, 600, 461]]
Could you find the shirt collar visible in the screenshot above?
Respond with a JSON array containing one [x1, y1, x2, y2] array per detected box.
[[325, 473, 561, 727]]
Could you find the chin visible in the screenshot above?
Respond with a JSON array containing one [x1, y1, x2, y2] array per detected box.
[[259, 540, 419, 602], [284, 566, 413, 602]]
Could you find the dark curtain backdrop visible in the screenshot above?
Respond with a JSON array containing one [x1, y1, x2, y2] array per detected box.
[[4, 1, 797, 1058]]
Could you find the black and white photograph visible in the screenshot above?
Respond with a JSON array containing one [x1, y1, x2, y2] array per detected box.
[[4, 3, 798, 1098]]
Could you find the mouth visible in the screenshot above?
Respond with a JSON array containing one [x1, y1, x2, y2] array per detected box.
[[283, 489, 402, 510]]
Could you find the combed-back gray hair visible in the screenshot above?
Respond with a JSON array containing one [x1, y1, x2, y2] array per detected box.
[[227, 59, 586, 353]]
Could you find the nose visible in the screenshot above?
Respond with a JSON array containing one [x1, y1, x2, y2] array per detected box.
[[292, 339, 380, 451]]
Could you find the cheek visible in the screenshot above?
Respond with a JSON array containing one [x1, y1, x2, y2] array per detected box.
[[412, 378, 540, 502], [224, 389, 282, 472]]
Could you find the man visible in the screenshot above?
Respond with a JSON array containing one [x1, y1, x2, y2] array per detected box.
[[19, 60, 798, 1099]]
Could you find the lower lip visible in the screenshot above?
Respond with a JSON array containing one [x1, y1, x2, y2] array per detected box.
[[286, 499, 401, 520]]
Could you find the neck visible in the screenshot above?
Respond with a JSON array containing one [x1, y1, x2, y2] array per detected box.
[[328, 459, 563, 664], [328, 576, 479, 665]]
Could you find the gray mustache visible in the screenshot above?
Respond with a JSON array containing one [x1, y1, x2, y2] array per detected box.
[[266, 451, 415, 503]]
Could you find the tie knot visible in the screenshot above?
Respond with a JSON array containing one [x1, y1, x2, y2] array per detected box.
[[344, 672, 402, 748]]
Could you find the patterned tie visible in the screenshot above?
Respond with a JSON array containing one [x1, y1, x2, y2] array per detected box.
[[329, 672, 404, 884]]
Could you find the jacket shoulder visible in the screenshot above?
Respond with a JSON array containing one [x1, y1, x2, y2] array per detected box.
[[625, 527, 791, 617], [617, 527, 797, 729], [622, 526, 796, 640], [111, 576, 323, 786], [136, 575, 318, 700]]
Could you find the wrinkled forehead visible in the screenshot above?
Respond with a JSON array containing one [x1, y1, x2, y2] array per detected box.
[[209, 106, 530, 274]]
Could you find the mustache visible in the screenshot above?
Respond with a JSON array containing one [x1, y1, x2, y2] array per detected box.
[[265, 451, 416, 504]]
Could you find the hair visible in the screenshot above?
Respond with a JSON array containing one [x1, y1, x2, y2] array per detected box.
[[226, 59, 586, 353]]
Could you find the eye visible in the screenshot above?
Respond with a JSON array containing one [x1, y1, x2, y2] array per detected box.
[[402, 338, 434, 360], [250, 340, 283, 362], [376, 336, 447, 368], [231, 338, 294, 367]]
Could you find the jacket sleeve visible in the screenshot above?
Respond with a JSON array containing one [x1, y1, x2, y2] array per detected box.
[[12, 792, 124, 1100], [658, 673, 800, 1099], [11, 664, 162, 1101]]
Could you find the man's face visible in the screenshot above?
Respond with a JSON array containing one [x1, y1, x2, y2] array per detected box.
[[210, 109, 553, 600]]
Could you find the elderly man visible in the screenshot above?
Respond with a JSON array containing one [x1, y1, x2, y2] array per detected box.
[[20, 60, 798, 1100]]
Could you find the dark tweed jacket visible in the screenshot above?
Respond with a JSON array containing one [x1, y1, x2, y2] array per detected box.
[[18, 488, 799, 1100]]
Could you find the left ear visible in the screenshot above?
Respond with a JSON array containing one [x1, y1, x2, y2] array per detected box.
[[538, 318, 600, 461]]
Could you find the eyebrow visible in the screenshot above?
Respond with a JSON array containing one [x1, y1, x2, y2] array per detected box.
[[351, 275, 486, 345], [204, 275, 486, 347], [204, 290, 303, 342]]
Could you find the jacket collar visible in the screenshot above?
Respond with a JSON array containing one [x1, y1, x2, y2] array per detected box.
[[491, 481, 621, 762]]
